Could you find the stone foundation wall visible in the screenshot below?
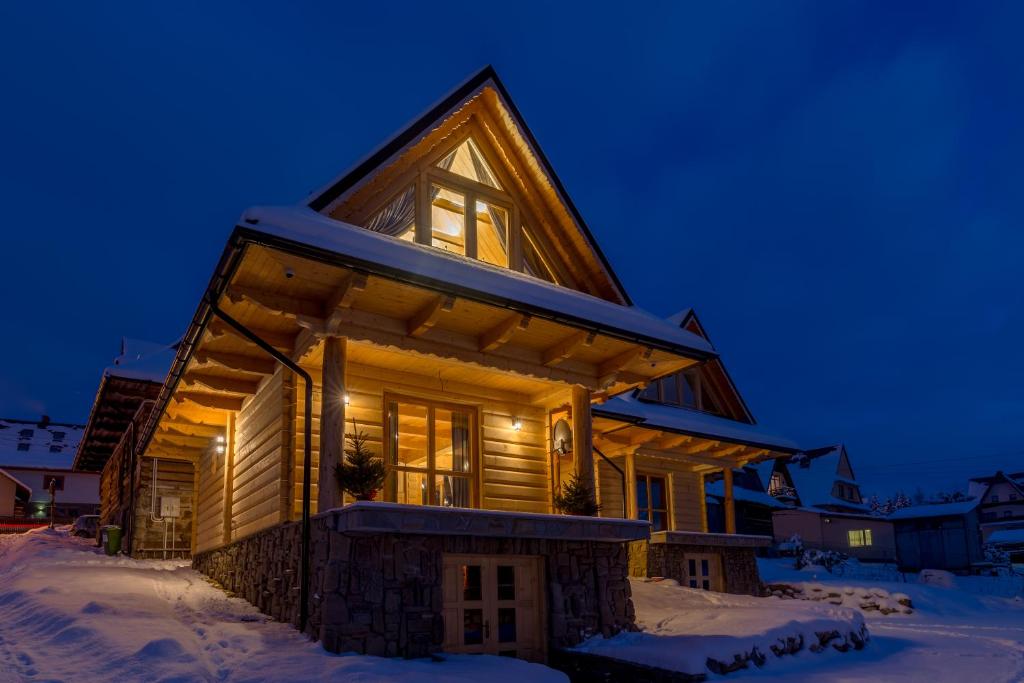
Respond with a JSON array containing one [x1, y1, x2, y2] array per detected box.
[[628, 540, 765, 596], [193, 509, 639, 659]]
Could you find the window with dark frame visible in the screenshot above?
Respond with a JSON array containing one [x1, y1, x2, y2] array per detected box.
[[636, 474, 669, 531]]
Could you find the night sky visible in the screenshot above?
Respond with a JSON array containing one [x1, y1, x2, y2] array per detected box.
[[2, 2, 1022, 497]]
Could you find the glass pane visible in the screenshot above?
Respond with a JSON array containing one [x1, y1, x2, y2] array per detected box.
[[650, 477, 666, 509], [637, 509, 649, 522], [497, 565, 516, 601], [431, 184, 466, 255], [435, 409, 471, 473], [681, 373, 697, 407], [661, 376, 680, 404], [702, 580, 710, 590], [521, 226, 557, 283], [498, 607, 517, 643], [689, 579, 698, 588], [636, 479, 649, 511], [475, 200, 508, 267], [462, 565, 482, 601], [651, 512, 667, 532], [392, 402, 428, 469], [436, 137, 502, 189], [464, 609, 484, 645], [688, 559, 697, 576], [395, 470, 429, 506], [701, 559, 709, 576], [362, 185, 415, 239]]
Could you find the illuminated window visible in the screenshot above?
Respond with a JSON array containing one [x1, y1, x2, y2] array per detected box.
[[436, 138, 501, 189], [636, 474, 669, 531], [385, 396, 475, 508], [361, 185, 416, 241], [848, 529, 873, 547]]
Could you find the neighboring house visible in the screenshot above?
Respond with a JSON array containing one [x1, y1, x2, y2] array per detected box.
[[768, 445, 896, 561], [967, 470, 1024, 541], [0, 417, 95, 521], [986, 527, 1024, 563], [72, 339, 172, 550], [0, 468, 32, 518], [89, 67, 801, 662], [705, 464, 788, 537], [888, 499, 983, 573]]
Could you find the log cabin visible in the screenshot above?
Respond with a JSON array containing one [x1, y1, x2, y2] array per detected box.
[[93, 66, 802, 661]]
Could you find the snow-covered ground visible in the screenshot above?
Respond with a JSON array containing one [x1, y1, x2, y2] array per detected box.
[[575, 577, 867, 675], [0, 529, 566, 683], [750, 558, 1024, 682]]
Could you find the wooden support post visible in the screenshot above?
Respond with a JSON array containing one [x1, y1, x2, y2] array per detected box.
[[571, 385, 596, 496], [222, 412, 235, 545], [625, 450, 637, 520], [723, 467, 736, 534], [318, 336, 347, 513]]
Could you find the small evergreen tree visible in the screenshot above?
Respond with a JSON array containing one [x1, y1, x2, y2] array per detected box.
[[552, 471, 600, 516], [334, 420, 387, 501]]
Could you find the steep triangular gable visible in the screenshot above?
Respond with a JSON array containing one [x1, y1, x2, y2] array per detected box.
[[305, 66, 630, 305], [835, 445, 856, 481], [670, 309, 755, 424]]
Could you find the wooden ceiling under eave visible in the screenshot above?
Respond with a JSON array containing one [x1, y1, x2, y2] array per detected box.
[[74, 375, 163, 472], [160, 243, 699, 420]]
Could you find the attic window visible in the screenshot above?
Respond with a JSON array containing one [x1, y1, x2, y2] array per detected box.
[[361, 185, 416, 241], [19, 429, 33, 439], [436, 137, 502, 189], [522, 226, 558, 284], [17, 442, 30, 452]]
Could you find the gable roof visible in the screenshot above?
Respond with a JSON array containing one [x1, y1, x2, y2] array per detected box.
[[967, 470, 1024, 501], [0, 467, 32, 497], [304, 65, 632, 306], [784, 445, 868, 512], [886, 498, 979, 520], [0, 418, 84, 469]]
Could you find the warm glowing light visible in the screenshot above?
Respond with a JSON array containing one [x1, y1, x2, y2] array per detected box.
[[343, 393, 350, 405], [215, 445, 225, 455], [215, 435, 226, 444], [512, 418, 522, 432]]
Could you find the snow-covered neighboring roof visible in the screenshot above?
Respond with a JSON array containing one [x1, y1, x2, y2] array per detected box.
[[987, 528, 1024, 545], [967, 471, 1024, 501], [0, 418, 84, 469], [239, 206, 716, 359], [0, 467, 32, 496], [886, 498, 980, 520], [706, 479, 789, 508], [784, 446, 869, 512], [593, 393, 799, 452], [105, 338, 177, 383]]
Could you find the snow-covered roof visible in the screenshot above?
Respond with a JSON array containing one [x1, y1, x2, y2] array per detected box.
[[886, 498, 980, 520], [0, 467, 32, 496], [784, 446, 869, 512], [105, 338, 177, 383], [239, 206, 716, 360], [705, 479, 788, 508], [0, 418, 84, 469], [592, 393, 799, 452], [987, 528, 1024, 545]]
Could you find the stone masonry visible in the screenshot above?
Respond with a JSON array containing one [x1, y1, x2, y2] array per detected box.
[[193, 503, 647, 660], [628, 531, 771, 596]]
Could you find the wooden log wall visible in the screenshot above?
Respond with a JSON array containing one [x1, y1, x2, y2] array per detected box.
[[130, 456, 195, 558], [596, 454, 705, 532], [195, 444, 226, 554]]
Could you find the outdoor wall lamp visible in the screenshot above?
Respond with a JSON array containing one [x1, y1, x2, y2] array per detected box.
[[512, 417, 522, 432]]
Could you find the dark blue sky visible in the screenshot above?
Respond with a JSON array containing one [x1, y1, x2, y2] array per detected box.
[[2, 2, 1021, 496]]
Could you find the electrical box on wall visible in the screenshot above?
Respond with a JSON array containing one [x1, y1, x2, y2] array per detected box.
[[160, 496, 181, 518]]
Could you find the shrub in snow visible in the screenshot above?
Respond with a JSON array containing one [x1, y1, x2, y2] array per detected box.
[[984, 543, 1011, 568], [777, 534, 804, 556], [796, 548, 847, 574]]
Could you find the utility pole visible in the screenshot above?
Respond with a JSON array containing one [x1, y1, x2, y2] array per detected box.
[[48, 478, 56, 529]]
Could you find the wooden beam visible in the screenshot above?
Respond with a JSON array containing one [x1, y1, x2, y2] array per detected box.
[[656, 433, 693, 450], [407, 295, 456, 337], [291, 327, 320, 364], [153, 432, 214, 449], [635, 447, 742, 470], [724, 467, 736, 534], [183, 373, 260, 396], [173, 392, 244, 412], [151, 437, 203, 453], [477, 313, 530, 352], [598, 346, 652, 377], [161, 423, 224, 438], [324, 272, 368, 331], [195, 351, 275, 376], [226, 284, 322, 318], [543, 331, 596, 367], [571, 385, 595, 495], [209, 320, 294, 353], [318, 337, 346, 512]]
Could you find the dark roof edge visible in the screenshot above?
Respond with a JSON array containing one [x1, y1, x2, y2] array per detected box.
[[304, 65, 633, 306], [674, 309, 756, 424]]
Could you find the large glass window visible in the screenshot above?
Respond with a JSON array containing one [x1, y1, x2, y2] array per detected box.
[[386, 396, 475, 507], [636, 474, 669, 531], [848, 529, 873, 547]]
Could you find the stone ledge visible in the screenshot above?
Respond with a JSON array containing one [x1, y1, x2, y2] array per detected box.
[[651, 531, 772, 548], [318, 502, 650, 542]]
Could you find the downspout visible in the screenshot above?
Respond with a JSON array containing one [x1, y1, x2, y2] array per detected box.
[[206, 297, 314, 635], [593, 446, 627, 519]]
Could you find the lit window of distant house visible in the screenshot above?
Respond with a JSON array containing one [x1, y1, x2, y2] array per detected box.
[[848, 529, 873, 547], [636, 474, 669, 531], [19, 429, 33, 439]]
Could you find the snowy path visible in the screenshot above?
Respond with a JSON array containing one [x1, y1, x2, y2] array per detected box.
[[0, 529, 566, 683]]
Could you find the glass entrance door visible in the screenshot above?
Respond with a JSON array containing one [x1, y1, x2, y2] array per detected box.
[[442, 554, 543, 661]]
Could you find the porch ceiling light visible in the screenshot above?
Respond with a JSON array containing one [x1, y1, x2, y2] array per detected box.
[[344, 394, 351, 406], [512, 417, 522, 432]]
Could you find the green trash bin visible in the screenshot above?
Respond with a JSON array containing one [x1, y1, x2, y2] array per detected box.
[[101, 525, 122, 556]]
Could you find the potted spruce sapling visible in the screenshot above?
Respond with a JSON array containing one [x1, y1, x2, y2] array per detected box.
[[553, 471, 601, 517], [334, 419, 387, 501]]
